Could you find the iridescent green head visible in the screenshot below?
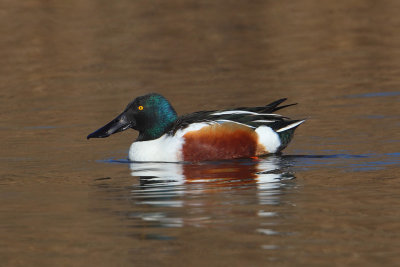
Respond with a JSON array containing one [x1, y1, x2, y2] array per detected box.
[[87, 93, 178, 141]]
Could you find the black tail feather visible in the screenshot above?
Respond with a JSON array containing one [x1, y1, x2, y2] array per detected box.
[[261, 98, 297, 113], [272, 103, 298, 112], [265, 98, 287, 109]]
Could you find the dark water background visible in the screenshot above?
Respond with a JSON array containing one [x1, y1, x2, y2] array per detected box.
[[1, 1, 399, 266]]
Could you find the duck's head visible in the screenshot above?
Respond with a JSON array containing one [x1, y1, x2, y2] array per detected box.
[[87, 93, 178, 141]]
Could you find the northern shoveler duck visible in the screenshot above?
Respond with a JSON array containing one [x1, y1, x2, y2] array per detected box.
[[87, 93, 305, 162]]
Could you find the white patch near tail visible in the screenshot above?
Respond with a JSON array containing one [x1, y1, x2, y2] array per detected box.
[[255, 126, 281, 153], [276, 120, 305, 133]]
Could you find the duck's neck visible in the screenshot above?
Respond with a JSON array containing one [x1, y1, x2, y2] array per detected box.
[[137, 110, 178, 142]]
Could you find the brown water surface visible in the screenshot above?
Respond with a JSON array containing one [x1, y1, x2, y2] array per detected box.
[[1, 0, 400, 266]]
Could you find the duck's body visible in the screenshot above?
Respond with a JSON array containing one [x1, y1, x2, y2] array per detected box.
[[87, 93, 305, 162]]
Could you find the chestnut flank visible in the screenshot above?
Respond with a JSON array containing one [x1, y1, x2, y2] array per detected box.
[[182, 123, 264, 161]]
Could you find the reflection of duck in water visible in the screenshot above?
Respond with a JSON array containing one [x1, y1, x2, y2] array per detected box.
[[128, 157, 295, 229], [88, 94, 305, 162], [130, 156, 294, 191]]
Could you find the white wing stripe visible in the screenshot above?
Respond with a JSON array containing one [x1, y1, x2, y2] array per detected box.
[[253, 120, 274, 123], [211, 111, 284, 117], [215, 119, 256, 128], [276, 120, 305, 132], [211, 110, 258, 115]]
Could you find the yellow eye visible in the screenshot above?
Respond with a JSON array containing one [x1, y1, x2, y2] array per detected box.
[[138, 105, 144, 110]]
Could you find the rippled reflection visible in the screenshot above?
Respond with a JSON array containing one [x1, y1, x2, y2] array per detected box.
[[127, 156, 296, 228]]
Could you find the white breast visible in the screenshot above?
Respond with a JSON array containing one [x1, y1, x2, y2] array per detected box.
[[129, 135, 184, 162], [129, 122, 212, 162]]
